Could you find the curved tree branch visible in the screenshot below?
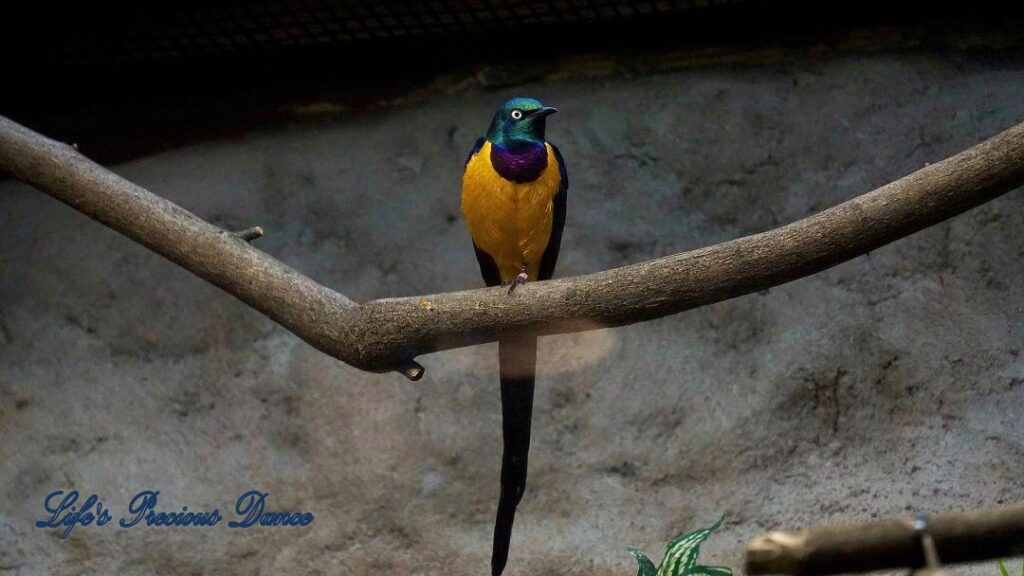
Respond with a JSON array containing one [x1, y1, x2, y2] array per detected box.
[[1, 114, 1022, 379]]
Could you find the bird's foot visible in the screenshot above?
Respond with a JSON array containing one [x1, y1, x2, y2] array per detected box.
[[507, 268, 529, 295]]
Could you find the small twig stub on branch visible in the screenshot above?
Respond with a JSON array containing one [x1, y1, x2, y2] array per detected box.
[[230, 226, 264, 242]]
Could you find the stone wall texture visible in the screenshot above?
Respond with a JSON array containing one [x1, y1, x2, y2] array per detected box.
[[1, 44, 1022, 575]]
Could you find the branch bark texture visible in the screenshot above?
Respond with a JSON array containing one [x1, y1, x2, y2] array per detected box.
[[1, 114, 1023, 379], [745, 502, 1024, 575]]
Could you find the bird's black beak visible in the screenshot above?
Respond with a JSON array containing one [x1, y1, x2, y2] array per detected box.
[[532, 106, 558, 118]]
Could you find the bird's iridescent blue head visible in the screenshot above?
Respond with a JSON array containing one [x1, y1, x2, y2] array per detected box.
[[486, 97, 558, 149]]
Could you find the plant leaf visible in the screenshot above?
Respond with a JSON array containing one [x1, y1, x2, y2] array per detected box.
[[692, 565, 734, 576], [657, 517, 725, 576], [997, 560, 1010, 576], [628, 547, 659, 576]]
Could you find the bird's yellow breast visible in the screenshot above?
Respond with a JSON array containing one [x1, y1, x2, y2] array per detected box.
[[462, 141, 562, 282]]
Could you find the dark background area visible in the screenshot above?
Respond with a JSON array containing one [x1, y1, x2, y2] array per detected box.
[[4, 1, 1023, 163]]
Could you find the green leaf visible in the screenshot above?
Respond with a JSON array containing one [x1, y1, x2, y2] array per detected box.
[[692, 565, 733, 576], [997, 560, 1010, 576], [657, 517, 725, 576], [628, 547, 659, 576]]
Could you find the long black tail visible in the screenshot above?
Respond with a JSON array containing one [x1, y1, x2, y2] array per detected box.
[[491, 334, 537, 576]]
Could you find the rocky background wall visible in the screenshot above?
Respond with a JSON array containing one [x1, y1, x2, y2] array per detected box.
[[1, 37, 1022, 576]]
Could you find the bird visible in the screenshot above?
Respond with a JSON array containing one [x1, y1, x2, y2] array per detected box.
[[461, 97, 568, 575]]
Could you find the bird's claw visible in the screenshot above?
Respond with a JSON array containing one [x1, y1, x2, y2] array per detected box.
[[507, 271, 528, 295]]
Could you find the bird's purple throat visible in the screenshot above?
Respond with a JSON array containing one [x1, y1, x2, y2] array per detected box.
[[490, 141, 548, 183]]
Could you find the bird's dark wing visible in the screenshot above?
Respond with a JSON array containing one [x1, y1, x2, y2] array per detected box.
[[466, 136, 486, 166], [474, 242, 502, 288], [537, 143, 568, 281]]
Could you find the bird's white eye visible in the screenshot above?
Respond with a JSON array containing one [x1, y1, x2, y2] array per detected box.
[[510, 109, 523, 120]]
